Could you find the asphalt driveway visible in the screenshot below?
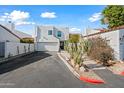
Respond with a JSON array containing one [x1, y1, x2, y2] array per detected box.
[[0, 52, 84, 88], [0, 52, 117, 88]]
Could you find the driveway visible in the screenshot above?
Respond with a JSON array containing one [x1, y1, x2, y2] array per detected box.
[[0, 52, 109, 88], [0, 52, 83, 88]]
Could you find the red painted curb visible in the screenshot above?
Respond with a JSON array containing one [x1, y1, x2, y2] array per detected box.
[[80, 76, 104, 84], [120, 71, 124, 76]]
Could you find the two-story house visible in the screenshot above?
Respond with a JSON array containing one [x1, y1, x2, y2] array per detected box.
[[35, 25, 69, 51]]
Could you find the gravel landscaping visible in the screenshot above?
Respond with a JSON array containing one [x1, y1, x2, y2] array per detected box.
[[60, 51, 105, 84], [108, 62, 124, 75]]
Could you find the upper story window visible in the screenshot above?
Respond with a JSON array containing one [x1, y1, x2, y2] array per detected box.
[[57, 31, 61, 37], [48, 30, 52, 35]]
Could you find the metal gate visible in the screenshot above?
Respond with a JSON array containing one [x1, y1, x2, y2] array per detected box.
[[0, 42, 5, 57]]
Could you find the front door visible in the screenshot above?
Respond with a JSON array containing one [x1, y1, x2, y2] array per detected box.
[[60, 41, 64, 50]]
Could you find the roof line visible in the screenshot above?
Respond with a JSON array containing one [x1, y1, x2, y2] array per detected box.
[[82, 29, 119, 38], [0, 24, 21, 39], [83, 25, 124, 38]]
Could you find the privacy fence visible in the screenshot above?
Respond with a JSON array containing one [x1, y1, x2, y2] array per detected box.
[[0, 42, 35, 58]]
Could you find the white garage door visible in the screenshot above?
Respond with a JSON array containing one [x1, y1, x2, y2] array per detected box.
[[37, 42, 59, 51]]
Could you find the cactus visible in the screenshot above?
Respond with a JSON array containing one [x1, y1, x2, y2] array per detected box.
[[81, 39, 92, 54], [64, 40, 70, 52], [64, 38, 91, 71]]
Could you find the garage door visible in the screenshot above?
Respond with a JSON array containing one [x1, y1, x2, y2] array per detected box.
[[37, 42, 59, 51]]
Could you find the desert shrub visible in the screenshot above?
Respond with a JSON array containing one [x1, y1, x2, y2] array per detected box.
[[87, 37, 114, 66]]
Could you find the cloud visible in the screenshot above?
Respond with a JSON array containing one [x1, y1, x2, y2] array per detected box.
[[41, 12, 57, 18], [15, 21, 35, 26], [0, 17, 5, 21], [9, 10, 30, 21], [0, 10, 35, 26], [89, 12, 102, 22], [70, 27, 81, 34]]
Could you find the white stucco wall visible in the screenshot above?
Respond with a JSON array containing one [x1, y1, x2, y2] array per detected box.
[[35, 25, 69, 51], [35, 25, 69, 42], [36, 26, 59, 43], [119, 29, 124, 60], [4, 42, 35, 58], [54, 27, 69, 41], [83, 30, 120, 60], [0, 25, 20, 42], [100, 30, 120, 60]]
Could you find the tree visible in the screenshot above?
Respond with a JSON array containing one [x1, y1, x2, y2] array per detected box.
[[69, 34, 80, 43], [69, 34, 80, 50], [101, 5, 124, 29], [20, 38, 34, 43]]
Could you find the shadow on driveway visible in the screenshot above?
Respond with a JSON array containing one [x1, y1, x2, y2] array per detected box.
[[0, 52, 52, 74]]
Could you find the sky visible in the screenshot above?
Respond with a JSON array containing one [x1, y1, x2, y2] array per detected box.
[[0, 5, 106, 35]]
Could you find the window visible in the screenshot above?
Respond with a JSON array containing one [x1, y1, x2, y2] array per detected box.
[[48, 30, 52, 35], [57, 31, 61, 37]]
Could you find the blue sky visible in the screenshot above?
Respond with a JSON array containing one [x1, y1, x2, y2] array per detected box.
[[0, 5, 106, 35]]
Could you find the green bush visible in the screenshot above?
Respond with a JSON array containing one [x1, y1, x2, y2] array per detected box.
[[20, 38, 34, 43], [69, 34, 80, 43]]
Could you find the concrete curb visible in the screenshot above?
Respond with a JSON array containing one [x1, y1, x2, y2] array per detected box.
[[57, 53, 80, 79], [58, 53, 104, 84], [120, 71, 124, 76], [80, 76, 104, 84]]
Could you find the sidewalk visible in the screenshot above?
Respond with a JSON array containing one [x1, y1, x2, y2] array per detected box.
[[82, 54, 124, 87]]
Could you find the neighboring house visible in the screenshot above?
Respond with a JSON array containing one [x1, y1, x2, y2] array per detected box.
[[0, 24, 21, 57], [82, 28, 124, 61], [0, 22, 34, 58], [0, 24, 20, 42], [0, 21, 32, 39], [35, 25, 69, 51], [14, 30, 32, 38]]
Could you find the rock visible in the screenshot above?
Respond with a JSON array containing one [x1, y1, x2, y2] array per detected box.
[[80, 66, 86, 72], [71, 59, 75, 67], [75, 64, 80, 70]]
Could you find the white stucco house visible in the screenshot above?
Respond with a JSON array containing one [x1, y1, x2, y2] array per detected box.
[[0, 21, 32, 39], [0, 24, 21, 42], [0, 22, 34, 58], [82, 28, 124, 61], [35, 25, 69, 51]]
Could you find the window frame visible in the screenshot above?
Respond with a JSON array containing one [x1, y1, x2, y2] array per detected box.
[[48, 30, 52, 35], [57, 31, 62, 37]]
